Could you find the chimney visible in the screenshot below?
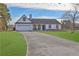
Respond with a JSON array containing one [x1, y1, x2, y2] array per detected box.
[[29, 14, 32, 20]]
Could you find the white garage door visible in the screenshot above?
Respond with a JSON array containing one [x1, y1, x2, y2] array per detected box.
[[16, 24, 33, 31]]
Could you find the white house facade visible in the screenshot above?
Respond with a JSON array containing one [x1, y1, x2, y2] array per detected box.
[[15, 15, 61, 31]]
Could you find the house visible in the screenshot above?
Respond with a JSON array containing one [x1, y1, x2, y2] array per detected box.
[[75, 23, 79, 30], [61, 20, 79, 30], [15, 14, 61, 31], [8, 25, 15, 31], [61, 20, 71, 30]]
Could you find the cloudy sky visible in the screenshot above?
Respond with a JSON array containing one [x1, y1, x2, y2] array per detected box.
[[6, 3, 74, 24]]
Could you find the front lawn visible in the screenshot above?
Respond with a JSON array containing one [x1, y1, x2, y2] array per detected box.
[[0, 32, 27, 56], [42, 31, 79, 42]]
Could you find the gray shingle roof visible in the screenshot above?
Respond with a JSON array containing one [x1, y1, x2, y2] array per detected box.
[[31, 18, 60, 24]]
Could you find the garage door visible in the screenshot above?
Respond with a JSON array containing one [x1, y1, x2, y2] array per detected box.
[[16, 24, 33, 31]]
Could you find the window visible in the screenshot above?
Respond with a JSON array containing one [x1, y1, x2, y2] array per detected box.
[[49, 24, 51, 28], [23, 17, 26, 21], [56, 24, 58, 29]]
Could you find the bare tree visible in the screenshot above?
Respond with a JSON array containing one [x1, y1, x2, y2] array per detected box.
[[61, 4, 79, 33]]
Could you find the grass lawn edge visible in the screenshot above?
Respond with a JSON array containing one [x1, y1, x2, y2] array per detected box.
[[21, 33, 28, 56], [40, 31, 79, 43]]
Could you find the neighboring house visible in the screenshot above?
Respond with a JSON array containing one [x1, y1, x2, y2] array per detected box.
[[61, 20, 71, 30], [75, 23, 79, 30], [15, 14, 61, 31], [8, 25, 15, 31], [61, 20, 79, 30]]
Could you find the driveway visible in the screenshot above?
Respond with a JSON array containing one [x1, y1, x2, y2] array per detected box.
[[22, 32, 79, 56]]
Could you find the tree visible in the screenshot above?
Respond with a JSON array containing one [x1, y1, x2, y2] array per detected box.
[[61, 4, 79, 33], [0, 3, 11, 31], [61, 20, 71, 31]]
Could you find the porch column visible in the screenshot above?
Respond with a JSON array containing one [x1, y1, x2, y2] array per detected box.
[[40, 25, 43, 30], [36, 24, 38, 30]]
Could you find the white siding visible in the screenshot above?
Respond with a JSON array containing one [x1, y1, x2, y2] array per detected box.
[[58, 24, 61, 30], [46, 24, 56, 30], [45, 24, 49, 29], [40, 25, 43, 30], [45, 24, 61, 30], [51, 24, 57, 29], [16, 24, 33, 31]]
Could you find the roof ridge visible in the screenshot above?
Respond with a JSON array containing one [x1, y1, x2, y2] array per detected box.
[[16, 14, 28, 22]]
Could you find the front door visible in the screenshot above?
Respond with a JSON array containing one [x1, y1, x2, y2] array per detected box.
[[42, 25, 45, 30]]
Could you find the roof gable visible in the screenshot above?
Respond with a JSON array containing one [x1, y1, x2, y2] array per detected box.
[[16, 14, 31, 24]]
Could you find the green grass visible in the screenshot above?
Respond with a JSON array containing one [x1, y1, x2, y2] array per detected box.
[[42, 31, 79, 42], [0, 32, 27, 56]]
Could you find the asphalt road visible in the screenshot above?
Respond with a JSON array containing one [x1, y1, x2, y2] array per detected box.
[[22, 32, 79, 56]]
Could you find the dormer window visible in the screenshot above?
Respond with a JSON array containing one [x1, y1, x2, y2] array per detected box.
[[23, 16, 26, 21]]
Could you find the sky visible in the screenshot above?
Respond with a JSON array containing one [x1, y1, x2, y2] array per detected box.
[[6, 3, 74, 24]]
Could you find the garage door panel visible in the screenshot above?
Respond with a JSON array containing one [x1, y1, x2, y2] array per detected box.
[[16, 24, 33, 31]]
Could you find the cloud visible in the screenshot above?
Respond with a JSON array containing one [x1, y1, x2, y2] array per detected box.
[[6, 3, 73, 11], [33, 16, 55, 19], [34, 16, 64, 23]]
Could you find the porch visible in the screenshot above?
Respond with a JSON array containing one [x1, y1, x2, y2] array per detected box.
[[33, 24, 46, 31]]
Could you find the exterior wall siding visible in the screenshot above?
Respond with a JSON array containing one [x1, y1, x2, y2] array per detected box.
[[58, 24, 61, 30], [46, 24, 56, 30], [15, 24, 61, 31], [45, 24, 61, 30]]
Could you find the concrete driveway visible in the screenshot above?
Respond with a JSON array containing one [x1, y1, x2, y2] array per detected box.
[[22, 32, 79, 56]]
